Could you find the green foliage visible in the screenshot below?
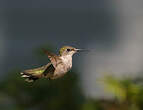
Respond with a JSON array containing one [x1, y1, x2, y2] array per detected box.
[[102, 76, 126, 101], [81, 99, 101, 110], [0, 70, 84, 110], [102, 75, 143, 110]]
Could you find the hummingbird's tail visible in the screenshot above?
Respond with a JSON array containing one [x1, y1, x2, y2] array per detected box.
[[20, 72, 39, 82], [20, 64, 50, 82]]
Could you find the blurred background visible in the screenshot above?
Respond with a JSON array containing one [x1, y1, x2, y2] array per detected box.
[[0, 0, 143, 110]]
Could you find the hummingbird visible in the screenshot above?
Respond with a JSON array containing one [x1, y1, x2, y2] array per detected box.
[[20, 46, 86, 82]]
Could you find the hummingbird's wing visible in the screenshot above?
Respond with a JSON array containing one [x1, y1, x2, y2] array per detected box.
[[21, 63, 55, 82], [42, 48, 62, 68]]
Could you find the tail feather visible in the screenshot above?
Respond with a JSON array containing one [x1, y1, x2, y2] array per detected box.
[[21, 72, 39, 82], [20, 63, 53, 82]]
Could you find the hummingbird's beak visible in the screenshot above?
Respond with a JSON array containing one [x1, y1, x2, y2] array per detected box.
[[74, 49, 90, 52]]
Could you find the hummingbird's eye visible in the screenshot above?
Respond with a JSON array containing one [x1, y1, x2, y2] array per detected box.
[[67, 49, 71, 52]]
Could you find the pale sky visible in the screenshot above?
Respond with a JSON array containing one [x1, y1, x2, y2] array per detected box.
[[82, 0, 143, 98]]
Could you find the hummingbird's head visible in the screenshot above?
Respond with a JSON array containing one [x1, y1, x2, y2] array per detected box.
[[59, 46, 80, 56]]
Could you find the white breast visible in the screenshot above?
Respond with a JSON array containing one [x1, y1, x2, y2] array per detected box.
[[60, 55, 72, 70], [52, 55, 73, 79]]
